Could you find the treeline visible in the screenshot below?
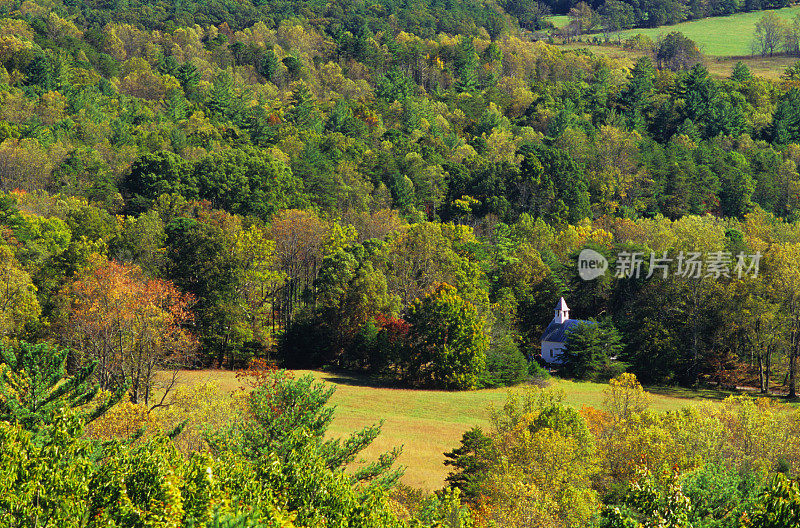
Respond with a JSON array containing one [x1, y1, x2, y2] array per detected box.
[[7, 186, 800, 397], [554, 0, 795, 34], [1, 0, 511, 37]]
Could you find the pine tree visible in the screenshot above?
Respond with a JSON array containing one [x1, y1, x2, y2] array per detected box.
[[176, 60, 201, 99], [772, 88, 800, 144], [443, 426, 493, 501], [164, 88, 188, 121], [620, 57, 655, 130], [207, 70, 233, 117], [731, 61, 752, 82], [288, 82, 320, 130], [561, 320, 624, 380], [0, 341, 123, 436], [258, 49, 280, 82], [454, 37, 479, 93]]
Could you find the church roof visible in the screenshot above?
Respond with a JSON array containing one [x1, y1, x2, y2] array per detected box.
[[541, 319, 595, 343]]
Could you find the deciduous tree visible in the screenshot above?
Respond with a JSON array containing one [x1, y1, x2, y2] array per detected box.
[[752, 12, 789, 57], [0, 244, 40, 338], [62, 258, 196, 405], [405, 283, 488, 389]]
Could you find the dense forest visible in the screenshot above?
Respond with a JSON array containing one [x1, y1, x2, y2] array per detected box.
[[2, 0, 800, 392], [4, 0, 800, 524]]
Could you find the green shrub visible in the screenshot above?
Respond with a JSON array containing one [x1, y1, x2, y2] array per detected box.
[[483, 333, 528, 387]]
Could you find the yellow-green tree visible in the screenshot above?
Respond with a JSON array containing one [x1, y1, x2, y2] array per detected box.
[[479, 386, 599, 527], [0, 244, 40, 338], [405, 283, 488, 389]]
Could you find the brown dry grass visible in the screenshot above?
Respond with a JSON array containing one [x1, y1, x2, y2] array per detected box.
[[557, 42, 796, 79]]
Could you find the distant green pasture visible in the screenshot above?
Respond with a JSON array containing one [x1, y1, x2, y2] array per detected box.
[[610, 5, 800, 56]]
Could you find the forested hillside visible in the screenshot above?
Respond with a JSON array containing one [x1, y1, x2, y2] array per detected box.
[[5, 0, 800, 524], [2, 0, 800, 389]]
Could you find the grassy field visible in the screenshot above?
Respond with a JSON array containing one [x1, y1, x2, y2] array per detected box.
[[171, 369, 732, 489], [606, 6, 800, 56], [546, 15, 571, 29]]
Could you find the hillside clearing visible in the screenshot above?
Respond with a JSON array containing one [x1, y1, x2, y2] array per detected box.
[[606, 6, 800, 56]]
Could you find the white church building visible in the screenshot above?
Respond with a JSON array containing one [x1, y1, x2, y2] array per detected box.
[[540, 297, 592, 364]]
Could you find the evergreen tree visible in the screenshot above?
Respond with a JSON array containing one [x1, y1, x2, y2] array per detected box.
[[731, 61, 752, 82], [164, 88, 188, 121], [772, 89, 800, 144], [375, 69, 414, 103], [288, 81, 321, 130], [176, 60, 201, 99], [443, 426, 494, 501], [206, 371, 404, 526], [561, 320, 625, 380], [680, 65, 717, 137], [258, 49, 280, 81], [0, 341, 121, 436], [720, 154, 755, 217], [208, 70, 234, 117], [454, 37, 479, 93], [484, 333, 529, 387]]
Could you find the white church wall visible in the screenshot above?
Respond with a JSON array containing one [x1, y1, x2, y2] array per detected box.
[[541, 341, 566, 364]]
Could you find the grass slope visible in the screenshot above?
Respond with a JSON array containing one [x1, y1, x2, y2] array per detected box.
[[174, 369, 730, 489], [610, 6, 800, 56]]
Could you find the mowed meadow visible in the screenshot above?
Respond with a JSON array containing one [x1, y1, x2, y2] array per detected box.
[[551, 6, 800, 79], [610, 5, 800, 56], [168, 369, 733, 489]]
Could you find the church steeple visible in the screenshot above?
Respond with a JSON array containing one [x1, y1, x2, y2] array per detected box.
[[554, 297, 569, 324]]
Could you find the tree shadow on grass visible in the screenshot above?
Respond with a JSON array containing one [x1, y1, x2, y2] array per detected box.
[[318, 370, 409, 389], [644, 385, 736, 401], [644, 384, 800, 405]]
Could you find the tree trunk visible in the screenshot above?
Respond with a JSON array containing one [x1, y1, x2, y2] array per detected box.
[[690, 282, 700, 386], [790, 327, 798, 399], [217, 331, 226, 368], [758, 352, 765, 393], [788, 308, 800, 398], [765, 347, 772, 395]]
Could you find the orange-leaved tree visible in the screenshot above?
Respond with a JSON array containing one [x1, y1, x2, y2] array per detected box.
[[61, 257, 196, 405]]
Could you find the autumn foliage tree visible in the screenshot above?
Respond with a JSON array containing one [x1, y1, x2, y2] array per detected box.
[[267, 209, 328, 326], [61, 257, 196, 405]]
